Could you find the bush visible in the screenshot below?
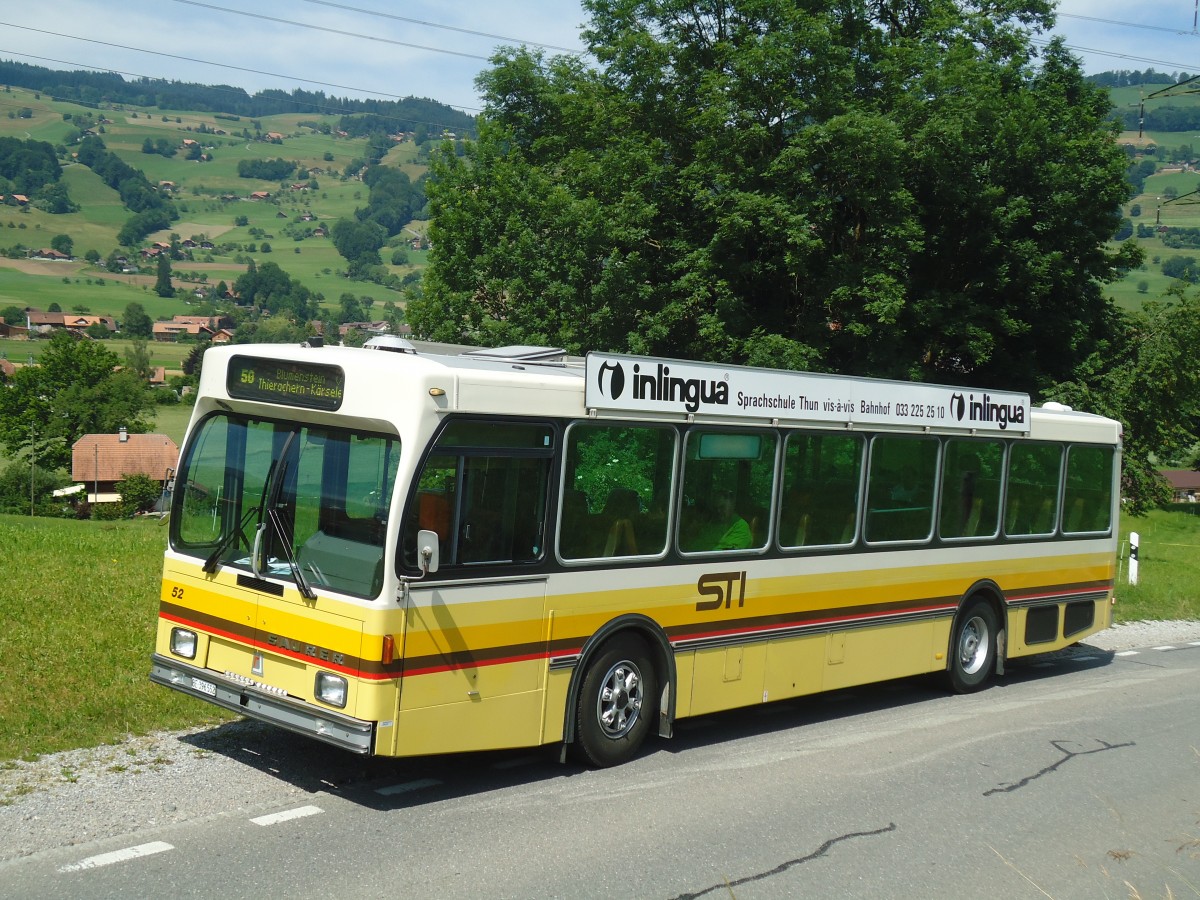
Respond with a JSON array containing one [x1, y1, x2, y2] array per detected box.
[[116, 472, 162, 513], [92, 502, 128, 520]]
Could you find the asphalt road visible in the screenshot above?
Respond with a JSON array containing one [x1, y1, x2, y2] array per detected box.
[[2, 636, 1198, 899]]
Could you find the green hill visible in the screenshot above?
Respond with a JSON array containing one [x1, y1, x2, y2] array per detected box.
[[0, 81, 445, 324]]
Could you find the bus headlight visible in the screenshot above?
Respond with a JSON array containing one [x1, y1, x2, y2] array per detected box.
[[315, 672, 347, 708], [170, 627, 197, 659]]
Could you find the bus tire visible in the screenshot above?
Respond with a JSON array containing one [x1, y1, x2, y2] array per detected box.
[[573, 634, 657, 767], [946, 598, 998, 694]]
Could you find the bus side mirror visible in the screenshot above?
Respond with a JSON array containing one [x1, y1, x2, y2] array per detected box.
[[417, 529, 439, 574]]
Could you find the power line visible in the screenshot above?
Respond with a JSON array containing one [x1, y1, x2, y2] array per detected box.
[[1036, 38, 1200, 74], [293, 0, 584, 54], [1057, 13, 1199, 36], [165, 0, 493, 61]]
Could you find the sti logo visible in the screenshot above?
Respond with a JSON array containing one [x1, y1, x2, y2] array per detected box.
[[595, 360, 627, 401]]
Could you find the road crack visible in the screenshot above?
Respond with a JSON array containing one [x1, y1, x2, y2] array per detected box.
[[669, 822, 897, 899], [984, 739, 1135, 797]]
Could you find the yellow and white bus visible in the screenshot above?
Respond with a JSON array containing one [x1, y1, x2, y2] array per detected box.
[[151, 340, 1120, 766]]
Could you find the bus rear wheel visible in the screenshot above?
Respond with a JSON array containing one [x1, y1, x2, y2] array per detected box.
[[946, 599, 998, 694], [573, 635, 657, 767]]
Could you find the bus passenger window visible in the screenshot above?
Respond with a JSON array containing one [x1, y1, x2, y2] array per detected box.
[[1063, 445, 1114, 534], [780, 433, 863, 548], [1005, 443, 1062, 537], [865, 435, 938, 543], [678, 429, 776, 554], [939, 439, 1003, 540], [559, 423, 676, 561]]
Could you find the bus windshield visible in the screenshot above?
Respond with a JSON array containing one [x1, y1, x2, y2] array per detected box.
[[171, 413, 399, 599]]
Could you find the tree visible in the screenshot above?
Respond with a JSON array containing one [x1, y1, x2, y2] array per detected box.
[[122, 301, 153, 338], [1050, 287, 1200, 513], [1, 304, 23, 325], [182, 340, 210, 379], [124, 338, 153, 380], [338, 292, 365, 323], [330, 218, 386, 277], [50, 233, 73, 256], [411, 5, 1138, 398], [0, 331, 155, 470], [154, 253, 174, 297]]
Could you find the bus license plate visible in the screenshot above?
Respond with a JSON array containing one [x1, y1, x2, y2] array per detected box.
[[191, 676, 217, 697]]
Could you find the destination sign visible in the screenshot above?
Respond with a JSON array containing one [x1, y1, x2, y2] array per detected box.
[[227, 356, 345, 411], [585, 353, 1030, 433]]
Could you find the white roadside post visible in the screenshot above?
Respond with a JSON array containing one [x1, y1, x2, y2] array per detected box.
[[1128, 531, 1139, 585]]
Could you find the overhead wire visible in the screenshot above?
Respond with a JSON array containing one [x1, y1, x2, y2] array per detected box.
[[1057, 12, 1200, 36], [164, 0, 497, 61], [290, 0, 584, 54]]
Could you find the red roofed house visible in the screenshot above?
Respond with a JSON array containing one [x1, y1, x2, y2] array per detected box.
[[71, 431, 178, 504], [1162, 468, 1200, 503], [152, 320, 215, 342]]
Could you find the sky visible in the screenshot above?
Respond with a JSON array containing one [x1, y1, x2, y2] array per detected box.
[[0, 0, 1198, 116]]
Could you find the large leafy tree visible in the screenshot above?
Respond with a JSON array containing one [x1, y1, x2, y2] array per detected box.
[[1049, 287, 1200, 514], [0, 331, 156, 470], [411, 0, 1138, 396]]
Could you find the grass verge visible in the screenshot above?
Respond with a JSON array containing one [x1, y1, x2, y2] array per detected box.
[[0, 507, 1195, 762], [1115, 504, 1200, 621], [0, 515, 233, 762]]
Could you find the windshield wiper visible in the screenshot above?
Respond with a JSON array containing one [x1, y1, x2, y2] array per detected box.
[[203, 504, 259, 573], [203, 460, 277, 574], [258, 433, 315, 600], [266, 505, 315, 600]]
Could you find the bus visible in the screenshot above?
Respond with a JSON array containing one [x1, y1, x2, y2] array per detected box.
[[151, 340, 1120, 767]]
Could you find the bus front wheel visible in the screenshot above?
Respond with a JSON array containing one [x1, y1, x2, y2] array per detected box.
[[573, 634, 657, 767], [946, 599, 998, 694]]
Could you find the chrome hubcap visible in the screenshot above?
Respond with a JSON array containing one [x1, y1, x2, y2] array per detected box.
[[959, 616, 989, 675], [596, 660, 643, 738]]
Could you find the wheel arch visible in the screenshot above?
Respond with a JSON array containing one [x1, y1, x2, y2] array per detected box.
[[560, 614, 676, 757], [952, 579, 1008, 677]]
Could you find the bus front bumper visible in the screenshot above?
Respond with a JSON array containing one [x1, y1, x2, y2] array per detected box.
[[150, 654, 375, 755]]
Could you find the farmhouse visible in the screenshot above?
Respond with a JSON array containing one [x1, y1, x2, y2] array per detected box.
[[152, 320, 214, 342], [1162, 468, 1200, 502], [24, 310, 116, 335], [29, 248, 73, 261], [71, 430, 178, 505]]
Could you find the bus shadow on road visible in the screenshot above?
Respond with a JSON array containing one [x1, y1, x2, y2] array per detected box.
[[178, 645, 1117, 811]]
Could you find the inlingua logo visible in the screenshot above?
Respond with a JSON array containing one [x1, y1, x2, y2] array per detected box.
[[596, 360, 626, 400], [950, 391, 1024, 430]]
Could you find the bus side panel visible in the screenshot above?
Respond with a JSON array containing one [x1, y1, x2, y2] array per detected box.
[[763, 633, 831, 704], [821, 620, 940, 692], [688, 644, 770, 716], [400, 582, 548, 708], [393, 581, 549, 755], [394, 683, 547, 756]]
